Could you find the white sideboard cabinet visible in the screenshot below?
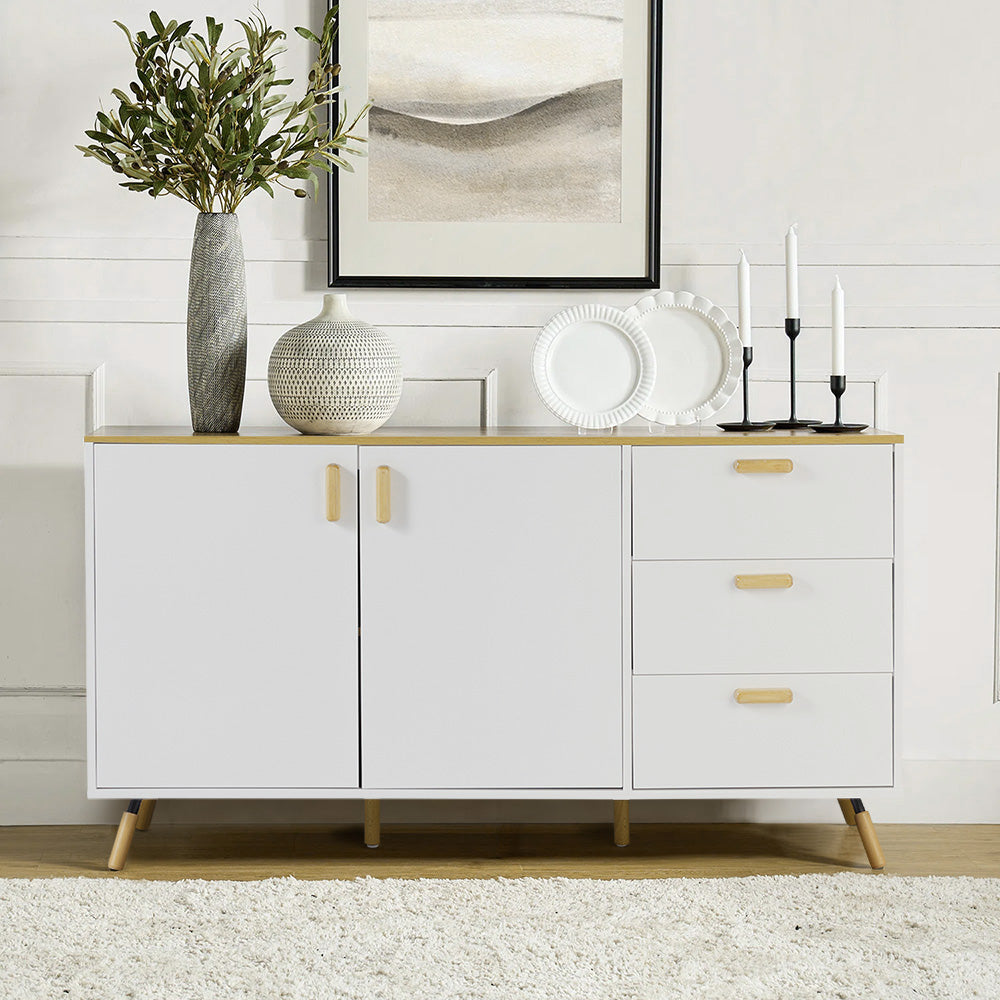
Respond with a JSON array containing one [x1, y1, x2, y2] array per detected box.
[[85, 426, 902, 872]]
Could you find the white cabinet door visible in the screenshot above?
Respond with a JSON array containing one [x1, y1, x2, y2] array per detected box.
[[360, 446, 623, 789], [92, 444, 359, 790]]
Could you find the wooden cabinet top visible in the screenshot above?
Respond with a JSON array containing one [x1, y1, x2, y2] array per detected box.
[[86, 426, 904, 446]]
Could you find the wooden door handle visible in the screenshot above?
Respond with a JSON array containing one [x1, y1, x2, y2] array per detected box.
[[375, 466, 391, 523], [734, 573, 793, 590], [325, 464, 341, 522], [734, 688, 794, 704], [733, 459, 793, 474]]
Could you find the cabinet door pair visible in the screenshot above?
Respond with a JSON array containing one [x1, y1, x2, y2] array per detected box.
[[92, 446, 623, 792]]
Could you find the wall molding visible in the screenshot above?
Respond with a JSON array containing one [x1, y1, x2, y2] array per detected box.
[[0, 364, 105, 432], [0, 236, 318, 262], [752, 369, 889, 428], [994, 373, 1000, 705], [0, 695, 85, 764], [0, 688, 84, 698], [0, 367, 104, 752], [402, 368, 498, 429], [5, 236, 1000, 266], [2, 299, 993, 331]]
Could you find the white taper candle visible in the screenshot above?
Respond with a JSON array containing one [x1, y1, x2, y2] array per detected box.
[[737, 250, 751, 349], [785, 224, 799, 319], [832, 276, 845, 376]]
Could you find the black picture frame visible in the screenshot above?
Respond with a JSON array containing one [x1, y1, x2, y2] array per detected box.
[[328, 0, 662, 289]]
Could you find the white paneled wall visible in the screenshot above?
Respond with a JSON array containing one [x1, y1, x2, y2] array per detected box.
[[1, 0, 999, 823]]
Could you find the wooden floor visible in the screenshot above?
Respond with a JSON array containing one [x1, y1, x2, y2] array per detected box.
[[0, 823, 998, 880]]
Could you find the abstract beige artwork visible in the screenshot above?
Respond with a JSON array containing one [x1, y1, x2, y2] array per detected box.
[[367, 0, 624, 223]]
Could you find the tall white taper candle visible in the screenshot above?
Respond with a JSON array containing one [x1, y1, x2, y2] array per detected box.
[[832, 276, 845, 376], [737, 250, 751, 348], [785, 224, 799, 319]]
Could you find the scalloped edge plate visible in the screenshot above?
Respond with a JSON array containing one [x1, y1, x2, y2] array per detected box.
[[624, 290, 742, 426], [531, 304, 656, 429]]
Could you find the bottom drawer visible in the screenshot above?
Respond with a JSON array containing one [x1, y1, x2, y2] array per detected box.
[[633, 674, 892, 789]]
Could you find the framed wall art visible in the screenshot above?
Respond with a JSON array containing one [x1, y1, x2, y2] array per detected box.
[[328, 0, 662, 288]]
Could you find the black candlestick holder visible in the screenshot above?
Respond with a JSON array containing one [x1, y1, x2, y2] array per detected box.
[[811, 375, 869, 433], [718, 347, 776, 432], [772, 318, 822, 429]]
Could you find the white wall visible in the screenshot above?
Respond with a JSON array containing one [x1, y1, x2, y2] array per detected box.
[[2, 0, 999, 824]]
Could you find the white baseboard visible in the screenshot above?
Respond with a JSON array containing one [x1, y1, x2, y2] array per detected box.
[[2, 759, 1000, 825]]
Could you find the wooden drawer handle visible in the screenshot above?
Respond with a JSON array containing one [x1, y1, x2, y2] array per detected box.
[[375, 466, 391, 523], [733, 459, 793, 474], [735, 573, 793, 590], [734, 688, 794, 705], [325, 464, 341, 522]]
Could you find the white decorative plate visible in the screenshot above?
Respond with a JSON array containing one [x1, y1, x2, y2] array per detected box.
[[624, 290, 742, 426], [532, 304, 656, 429]]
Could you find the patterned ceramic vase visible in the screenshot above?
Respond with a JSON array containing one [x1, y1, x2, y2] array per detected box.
[[186, 213, 247, 433], [268, 294, 402, 434]]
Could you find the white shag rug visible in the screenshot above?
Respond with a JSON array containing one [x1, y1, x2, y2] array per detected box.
[[2, 874, 998, 999]]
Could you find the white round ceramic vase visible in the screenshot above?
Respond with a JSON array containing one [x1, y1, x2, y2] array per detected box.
[[268, 294, 403, 434]]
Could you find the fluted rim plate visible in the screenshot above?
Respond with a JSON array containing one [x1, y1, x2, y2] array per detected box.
[[531, 304, 655, 429], [624, 290, 742, 426]]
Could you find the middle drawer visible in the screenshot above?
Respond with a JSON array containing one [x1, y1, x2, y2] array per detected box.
[[633, 559, 893, 675]]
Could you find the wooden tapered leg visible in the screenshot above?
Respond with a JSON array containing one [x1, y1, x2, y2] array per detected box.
[[364, 799, 381, 849], [838, 798, 857, 826], [108, 800, 142, 871], [135, 799, 157, 831], [613, 800, 630, 847], [849, 798, 885, 870]]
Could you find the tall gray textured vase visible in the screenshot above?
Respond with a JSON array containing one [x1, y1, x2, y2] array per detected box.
[[186, 213, 247, 433]]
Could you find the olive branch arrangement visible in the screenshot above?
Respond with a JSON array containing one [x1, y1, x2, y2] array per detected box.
[[77, 7, 368, 213]]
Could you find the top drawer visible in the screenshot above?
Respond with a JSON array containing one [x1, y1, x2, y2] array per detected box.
[[632, 445, 894, 559]]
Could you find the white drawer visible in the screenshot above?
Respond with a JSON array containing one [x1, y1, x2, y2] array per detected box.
[[632, 559, 893, 675], [632, 673, 892, 789], [632, 446, 894, 559]]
